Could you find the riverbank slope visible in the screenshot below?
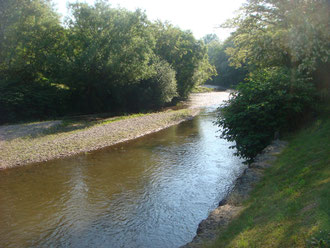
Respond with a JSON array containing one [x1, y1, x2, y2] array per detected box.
[[0, 91, 229, 169], [186, 113, 330, 247]]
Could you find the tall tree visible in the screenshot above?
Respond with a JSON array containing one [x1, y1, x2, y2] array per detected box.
[[153, 22, 215, 98], [0, 0, 62, 80], [62, 1, 156, 112], [0, 0, 67, 122], [204, 35, 247, 88], [223, 0, 330, 74], [216, 0, 329, 162], [203, 33, 219, 45]]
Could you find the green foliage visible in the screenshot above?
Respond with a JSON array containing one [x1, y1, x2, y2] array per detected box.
[[210, 113, 330, 248], [202, 34, 219, 44], [217, 0, 329, 162], [0, 80, 69, 123], [223, 0, 330, 74], [126, 58, 177, 111], [153, 22, 215, 98], [139, 58, 177, 108], [306, 231, 330, 248], [217, 67, 316, 162], [204, 36, 247, 88], [59, 2, 156, 113], [0, 0, 213, 123], [0, 0, 66, 123], [191, 86, 213, 93]]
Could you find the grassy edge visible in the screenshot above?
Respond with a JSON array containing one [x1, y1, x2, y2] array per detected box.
[[207, 115, 330, 248]]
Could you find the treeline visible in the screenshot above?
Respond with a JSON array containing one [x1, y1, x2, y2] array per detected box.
[[0, 0, 214, 124], [216, 0, 330, 162], [202, 34, 247, 89]]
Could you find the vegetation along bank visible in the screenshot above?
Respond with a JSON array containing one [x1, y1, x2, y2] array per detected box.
[[184, 111, 330, 247], [0, 0, 329, 246], [183, 0, 330, 246], [0, 0, 215, 124]]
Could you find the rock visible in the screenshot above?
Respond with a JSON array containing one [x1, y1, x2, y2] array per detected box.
[[182, 205, 243, 248], [225, 168, 263, 206]]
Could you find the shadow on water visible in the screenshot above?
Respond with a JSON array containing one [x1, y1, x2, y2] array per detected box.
[[0, 107, 243, 248]]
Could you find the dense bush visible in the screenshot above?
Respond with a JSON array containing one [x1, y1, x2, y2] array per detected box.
[[216, 67, 316, 162], [153, 23, 215, 98], [57, 3, 156, 114], [204, 37, 247, 89], [136, 59, 177, 109], [0, 80, 69, 123], [120, 58, 177, 112]]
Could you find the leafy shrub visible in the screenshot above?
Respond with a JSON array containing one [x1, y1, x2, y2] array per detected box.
[[216, 67, 316, 162], [0, 80, 69, 124], [205, 38, 247, 88], [144, 59, 177, 107], [153, 23, 214, 99], [126, 58, 177, 111]]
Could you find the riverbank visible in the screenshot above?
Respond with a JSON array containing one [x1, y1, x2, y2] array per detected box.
[[182, 140, 288, 247], [183, 113, 330, 247], [0, 91, 230, 169], [0, 109, 198, 169]]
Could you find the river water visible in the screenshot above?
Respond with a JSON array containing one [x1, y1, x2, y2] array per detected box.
[[0, 98, 243, 248]]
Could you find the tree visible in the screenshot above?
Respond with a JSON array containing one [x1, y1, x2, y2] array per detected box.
[[203, 33, 219, 45], [217, 67, 316, 162], [0, 0, 67, 123], [128, 58, 177, 111], [153, 22, 215, 98], [61, 1, 156, 113], [223, 0, 330, 74], [216, 0, 329, 162], [204, 34, 247, 88], [0, 0, 217, 123]]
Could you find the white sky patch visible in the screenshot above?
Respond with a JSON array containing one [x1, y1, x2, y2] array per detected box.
[[53, 0, 245, 40]]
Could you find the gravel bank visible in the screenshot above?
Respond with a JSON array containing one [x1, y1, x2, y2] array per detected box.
[[0, 109, 198, 169], [0, 92, 230, 169]]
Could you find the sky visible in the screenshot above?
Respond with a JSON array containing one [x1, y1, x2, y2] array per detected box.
[[53, 0, 245, 40]]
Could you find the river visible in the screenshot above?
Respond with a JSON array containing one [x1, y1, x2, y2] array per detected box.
[[0, 94, 243, 248]]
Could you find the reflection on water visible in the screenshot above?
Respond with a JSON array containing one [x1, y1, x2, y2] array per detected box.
[[0, 107, 243, 248]]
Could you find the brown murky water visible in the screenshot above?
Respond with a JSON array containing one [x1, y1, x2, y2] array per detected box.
[[0, 105, 243, 248]]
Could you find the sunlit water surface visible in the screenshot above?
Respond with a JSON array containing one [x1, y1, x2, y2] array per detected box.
[[0, 106, 243, 248]]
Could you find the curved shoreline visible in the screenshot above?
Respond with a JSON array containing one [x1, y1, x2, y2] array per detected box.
[[0, 91, 230, 170], [182, 140, 288, 247], [0, 109, 200, 169]]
